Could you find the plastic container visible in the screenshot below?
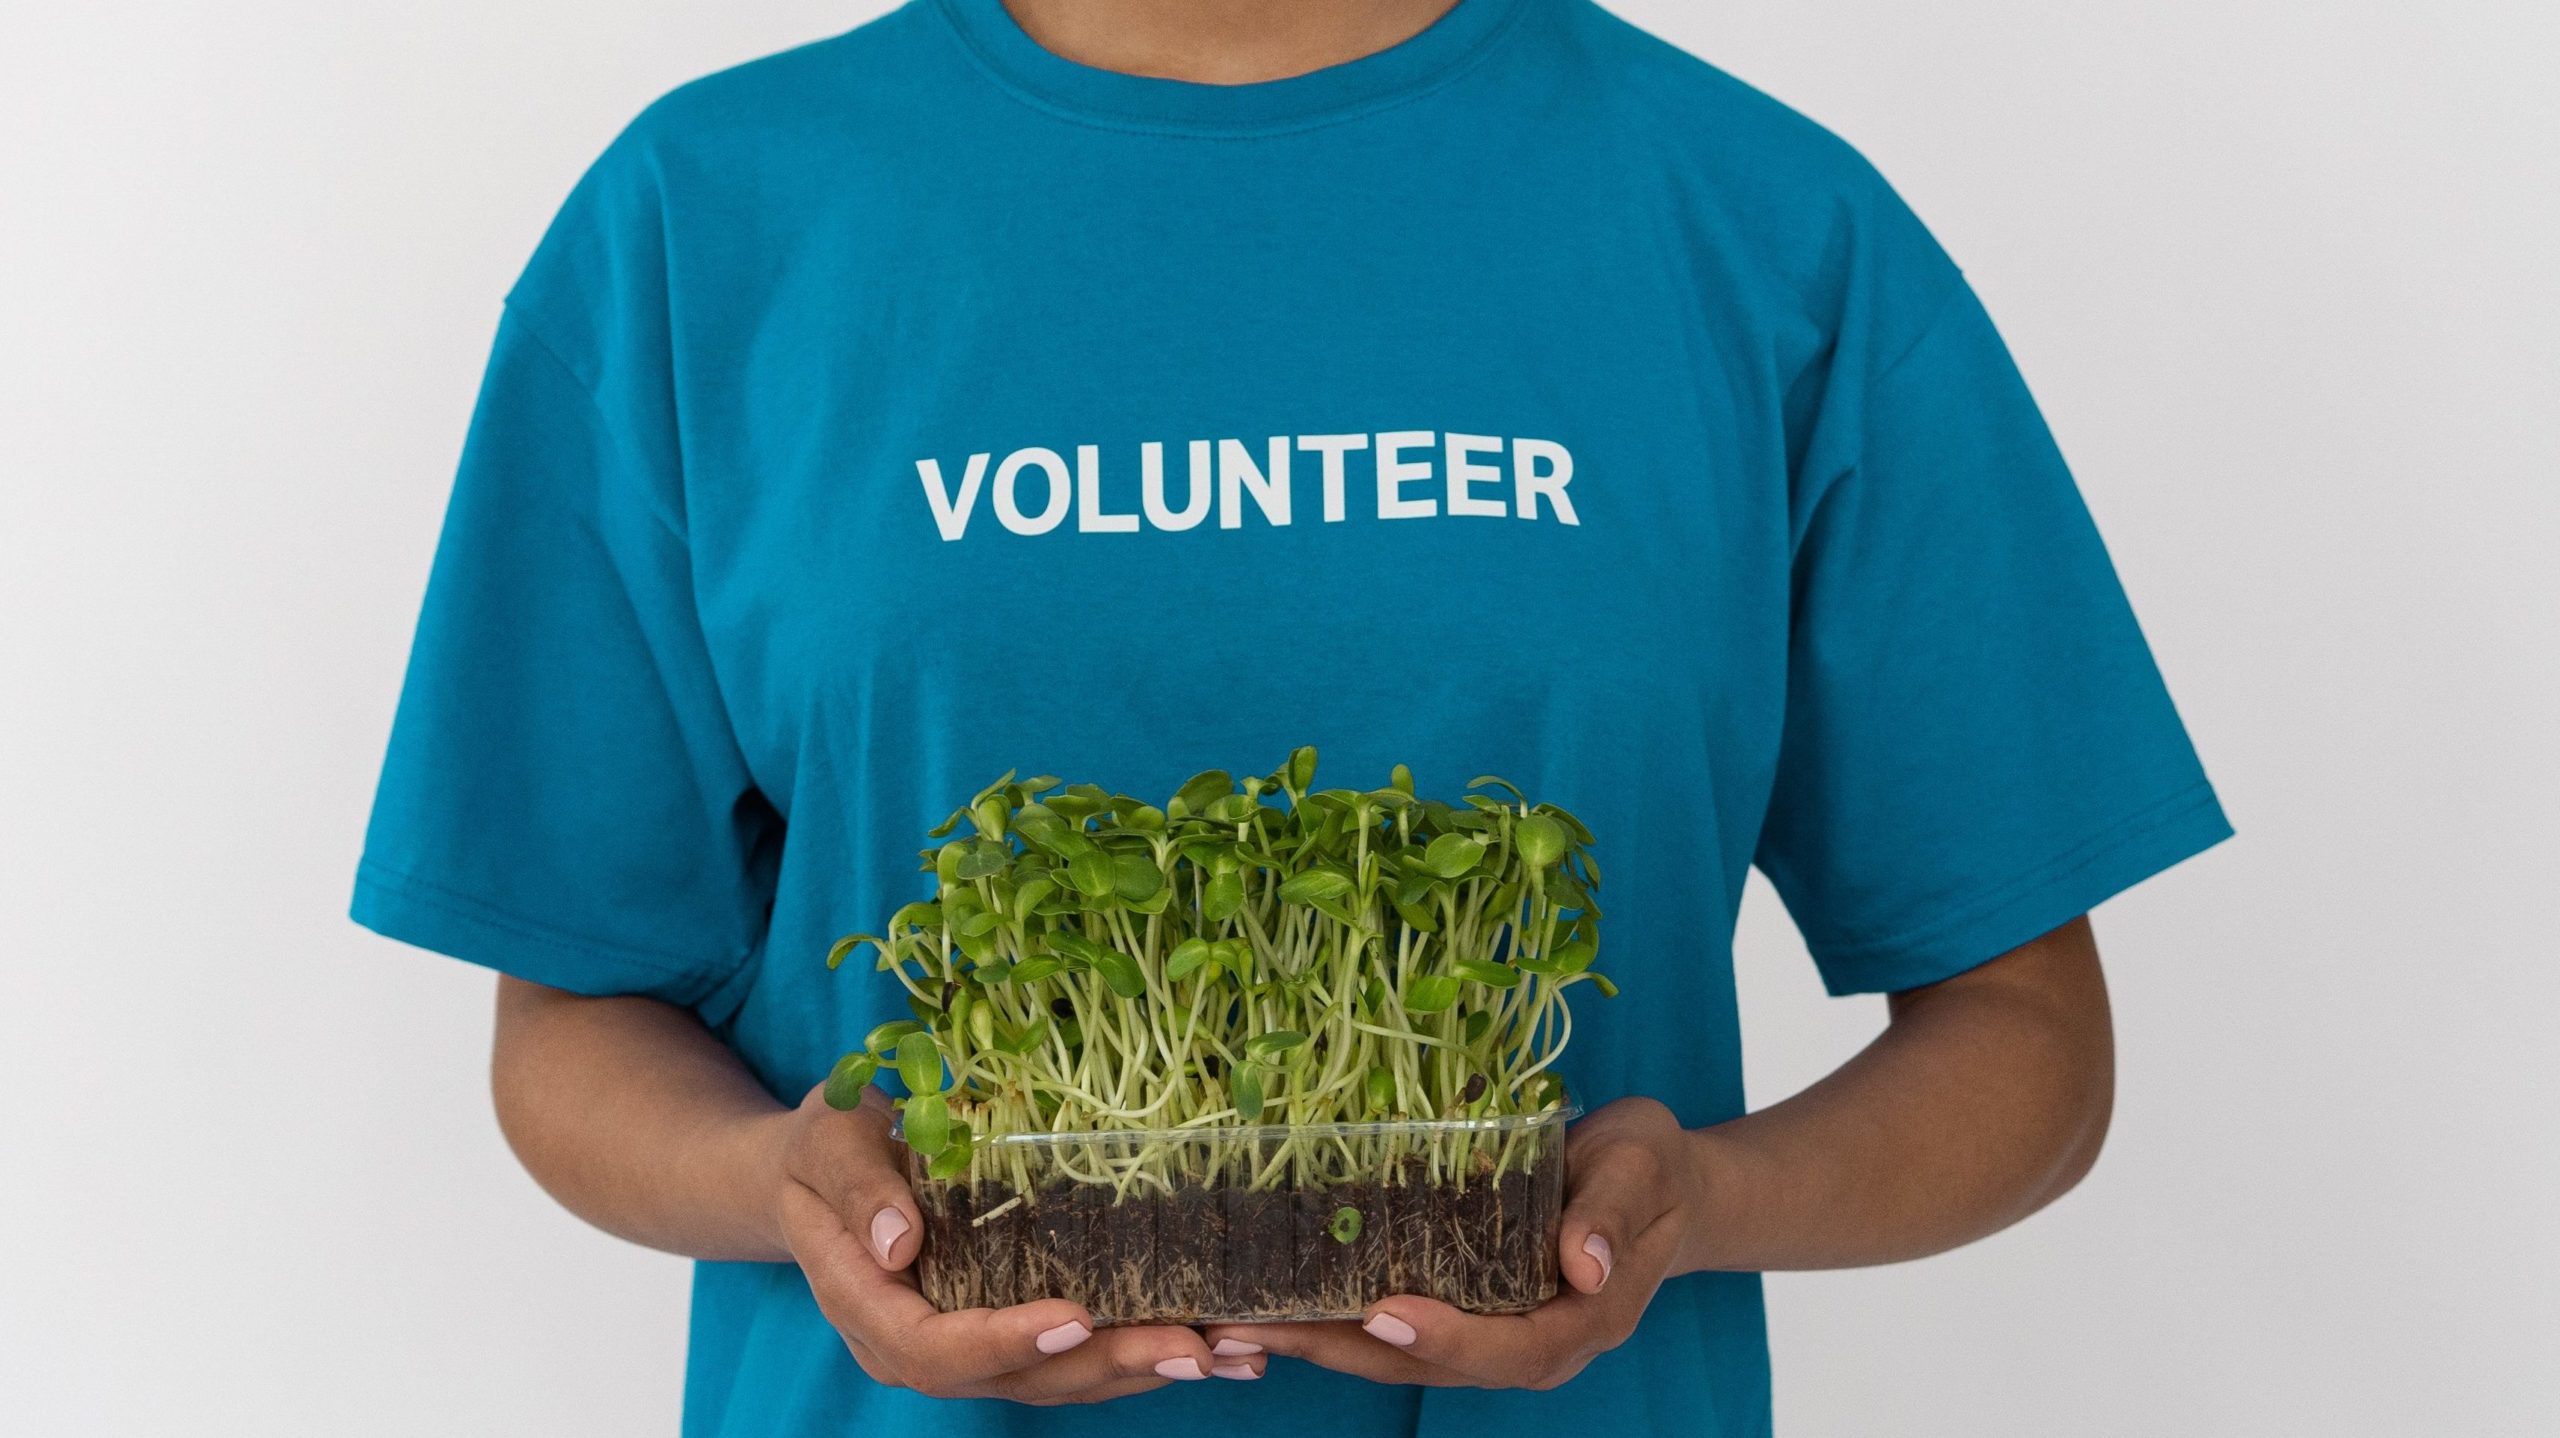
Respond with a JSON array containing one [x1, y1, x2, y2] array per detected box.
[[903, 1107, 1577, 1324]]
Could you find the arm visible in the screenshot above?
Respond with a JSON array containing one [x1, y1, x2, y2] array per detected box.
[[489, 977, 1256, 1396], [1686, 913, 2114, 1270], [1206, 916, 2114, 1386]]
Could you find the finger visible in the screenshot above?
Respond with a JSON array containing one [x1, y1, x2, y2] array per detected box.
[[1559, 1121, 1684, 1296], [1358, 1292, 1605, 1389], [1203, 1319, 1454, 1386], [784, 1180, 1108, 1392], [984, 1321, 1234, 1401], [790, 1084, 925, 1270]]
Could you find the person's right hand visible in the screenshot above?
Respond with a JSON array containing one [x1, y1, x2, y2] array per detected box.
[[774, 1084, 1263, 1401]]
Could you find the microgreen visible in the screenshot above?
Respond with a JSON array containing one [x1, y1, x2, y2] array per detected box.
[[824, 747, 1611, 1198]]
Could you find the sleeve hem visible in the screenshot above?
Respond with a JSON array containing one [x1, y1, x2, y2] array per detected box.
[[350, 858, 730, 1003], [1808, 783, 2232, 997]]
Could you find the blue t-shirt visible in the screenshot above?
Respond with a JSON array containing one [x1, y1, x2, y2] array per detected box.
[[353, 0, 2229, 1433]]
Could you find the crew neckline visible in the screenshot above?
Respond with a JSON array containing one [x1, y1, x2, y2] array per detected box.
[[931, 0, 1534, 137]]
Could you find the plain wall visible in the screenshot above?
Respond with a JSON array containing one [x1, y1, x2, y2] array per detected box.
[[3, 1, 2552, 1432]]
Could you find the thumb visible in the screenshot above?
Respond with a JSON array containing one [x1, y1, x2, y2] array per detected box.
[[792, 1083, 926, 1271], [1556, 1127, 1675, 1295]]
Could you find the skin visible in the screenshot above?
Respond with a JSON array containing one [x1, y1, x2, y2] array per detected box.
[[1002, 0, 1466, 87], [492, 916, 2112, 1398]]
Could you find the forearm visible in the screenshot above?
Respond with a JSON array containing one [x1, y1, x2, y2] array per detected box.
[[1678, 917, 2115, 1272], [490, 976, 796, 1263]]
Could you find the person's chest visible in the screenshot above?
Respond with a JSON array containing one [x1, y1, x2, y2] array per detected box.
[[662, 117, 1806, 837]]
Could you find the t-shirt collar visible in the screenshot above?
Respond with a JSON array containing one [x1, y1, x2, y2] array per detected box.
[[931, 0, 1534, 136]]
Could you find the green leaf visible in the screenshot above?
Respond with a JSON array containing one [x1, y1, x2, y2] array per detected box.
[[888, 901, 942, 933], [970, 795, 1009, 841], [1468, 775, 1526, 801], [1591, 973, 1620, 998], [1390, 763, 1414, 796], [1286, 745, 1319, 793], [926, 1124, 975, 1181], [1307, 890, 1366, 928], [902, 1092, 951, 1156], [1393, 897, 1440, 932], [1206, 792, 1263, 824], [1009, 954, 1063, 984], [1513, 815, 1567, 869], [1463, 1010, 1493, 1044], [1404, 974, 1460, 1013], [824, 934, 878, 971], [896, 1032, 943, 1096], [863, 1019, 923, 1055], [1112, 852, 1164, 902], [1065, 848, 1114, 898], [1328, 1204, 1363, 1244], [1011, 802, 1064, 842], [933, 841, 970, 884], [1365, 1066, 1395, 1114], [955, 841, 1010, 881], [1047, 931, 1107, 967], [1554, 938, 1598, 974], [1122, 803, 1166, 831], [1202, 871, 1245, 923], [821, 1052, 877, 1110], [1165, 938, 1214, 982], [1231, 1065, 1265, 1122], [1001, 1015, 1050, 1055], [1453, 957, 1520, 989], [1538, 802, 1596, 845], [954, 907, 1004, 938], [1012, 876, 1055, 919], [1090, 948, 1146, 999], [968, 999, 996, 1051], [1246, 1030, 1307, 1061], [1172, 770, 1233, 818], [1277, 868, 1355, 904], [1422, 833, 1487, 878]]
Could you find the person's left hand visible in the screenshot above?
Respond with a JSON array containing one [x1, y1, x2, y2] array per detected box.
[[1202, 1096, 1705, 1390]]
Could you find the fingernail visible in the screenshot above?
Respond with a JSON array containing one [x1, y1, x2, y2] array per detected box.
[[1154, 1357, 1207, 1380], [1211, 1362, 1260, 1381], [1211, 1338, 1263, 1357], [1362, 1312, 1418, 1347], [1034, 1321, 1091, 1355], [868, 1209, 910, 1264], [1584, 1233, 1614, 1289]]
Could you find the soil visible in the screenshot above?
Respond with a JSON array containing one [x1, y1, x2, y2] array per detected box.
[[915, 1152, 1563, 1323]]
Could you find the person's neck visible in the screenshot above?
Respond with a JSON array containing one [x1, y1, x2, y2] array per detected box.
[[997, 0, 1465, 86]]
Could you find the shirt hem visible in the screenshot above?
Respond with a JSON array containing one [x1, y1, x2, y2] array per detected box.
[[1808, 783, 2232, 996], [350, 858, 730, 1003]]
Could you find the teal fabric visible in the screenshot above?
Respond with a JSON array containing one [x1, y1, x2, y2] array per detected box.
[[352, 1, 2229, 1433]]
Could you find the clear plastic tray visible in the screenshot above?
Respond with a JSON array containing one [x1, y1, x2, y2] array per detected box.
[[903, 1107, 1577, 1324]]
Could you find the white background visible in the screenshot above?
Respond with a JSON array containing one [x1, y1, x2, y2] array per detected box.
[[4, 1, 2553, 1433]]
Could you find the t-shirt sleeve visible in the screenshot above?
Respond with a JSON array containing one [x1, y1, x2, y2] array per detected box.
[[350, 297, 779, 1007], [1755, 206, 2229, 995]]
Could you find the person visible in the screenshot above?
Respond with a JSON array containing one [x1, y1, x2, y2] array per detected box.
[[351, 0, 2229, 1433]]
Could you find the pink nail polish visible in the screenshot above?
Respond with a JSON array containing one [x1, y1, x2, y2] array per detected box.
[[1362, 1312, 1418, 1347], [869, 1209, 910, 1263], [1155, 1357, 1207, 1380], [1583, 1233, 1614, 1289], [1211, 1362, 1260, 1380], [1034, 1320, 1091, 1355], [1210, 1338, 1263, 1357]]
